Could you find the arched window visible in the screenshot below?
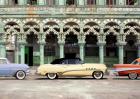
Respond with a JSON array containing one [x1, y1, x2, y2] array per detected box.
[[106, 0, 116, 5], [126, 0, 137, 5], [66, 0, 76, 6], [27, 0, 37, 5], [87, 0, 96, 5]]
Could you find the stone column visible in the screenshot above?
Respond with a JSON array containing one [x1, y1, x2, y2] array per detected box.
[[18, 0, 26, 5], [20, 43, 25, 64], [119, 0, 125, 5], [38, 0, 45, 5], [0, 0, 5, 5], [117, 42, 126, 64], [40, 43, 45, 65], [15, 47, 19, 63], [118, 45, 124, 64], [59, 43, 64, 58], [58, 0, 65, 5], [8, 0, 14, 5], [78, 0, 85, 6], [98, 0, 104, 5], [97, 42, 105, 64], [79, 43, 85, 61], [0, 42, 6, 58]]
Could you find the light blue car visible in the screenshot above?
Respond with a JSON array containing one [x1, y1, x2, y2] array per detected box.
[[0, 58, 29, 80]]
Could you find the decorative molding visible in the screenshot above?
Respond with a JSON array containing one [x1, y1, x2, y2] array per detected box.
[[63, 18, 80, 26]]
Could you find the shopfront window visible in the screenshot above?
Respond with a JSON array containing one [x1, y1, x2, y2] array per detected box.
[[126, 0, 137, 5], [66, 0, 76, 6], [87, 0, 96, 5], [27, 0, 37, 5], [106, 0, 116, 5], [46, 0, 55, 6]]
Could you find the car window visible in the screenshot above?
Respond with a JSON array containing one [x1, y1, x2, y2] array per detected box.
[[51, 59, 62, 64], [131, 60, 139, 65], [61, 59, 68, 64], [0, 59, 7, 64], [68, 59, 82, 64]]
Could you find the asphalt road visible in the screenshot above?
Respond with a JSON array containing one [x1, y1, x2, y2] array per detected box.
[[0, 75, 140, 99]]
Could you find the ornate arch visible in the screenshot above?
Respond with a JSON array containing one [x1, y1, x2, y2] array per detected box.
[[122, 19, 140, 26], [102, 19, 121, 27], [83, 19, 100, 36], [42, 18, 61, 26], [123, 19, 140, 36], [63, 25, 80, 35], [3, 18, 21, 26], [83, 19, 101, 26], [23, 18, 40, 25], [23, 19, 40, 35], [63, 18, 80, 26], [102, 19, 121, 36], [43, 25, 60, 35]]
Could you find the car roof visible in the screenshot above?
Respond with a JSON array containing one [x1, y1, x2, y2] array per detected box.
[[136, 58, 140, 62]]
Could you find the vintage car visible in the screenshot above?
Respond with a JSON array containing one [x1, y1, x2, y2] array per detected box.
[[113, 58, 140, 79], [37, 58, 107, 79], [0, 58, 29, 80]]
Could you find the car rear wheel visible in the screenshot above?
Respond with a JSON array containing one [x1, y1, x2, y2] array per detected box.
[[92, 71, 103, 79], [47, 73, 58, 80], [128, 73, 138, 80], [15, 71, 26, 80]]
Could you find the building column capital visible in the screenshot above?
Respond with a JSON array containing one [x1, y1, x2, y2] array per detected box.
[[97, 42, 106, 46], [78, 41, 85, 45], [116, 42, 127, 46], [58, 40, 65, 45]]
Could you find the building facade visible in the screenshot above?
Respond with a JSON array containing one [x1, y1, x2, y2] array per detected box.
[[0, 0, 140, 66]]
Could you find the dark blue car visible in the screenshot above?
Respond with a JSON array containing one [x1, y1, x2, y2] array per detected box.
[[0, 58, 29, 80]]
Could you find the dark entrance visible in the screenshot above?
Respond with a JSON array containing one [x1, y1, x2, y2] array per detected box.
[[64, 33, 79, 59], [124, 34, 138, 63], [25, 46, 33, 66], [125, 51, 137, 63]]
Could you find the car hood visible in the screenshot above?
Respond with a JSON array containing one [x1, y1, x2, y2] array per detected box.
[[9, 63, 29, 68], [114, 64, 134, 67]]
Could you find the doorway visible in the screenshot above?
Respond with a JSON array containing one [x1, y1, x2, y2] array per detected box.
[[25, 46, 33, 66]]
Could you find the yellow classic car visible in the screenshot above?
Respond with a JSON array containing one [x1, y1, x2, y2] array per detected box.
[[37, 58, 107, 79]]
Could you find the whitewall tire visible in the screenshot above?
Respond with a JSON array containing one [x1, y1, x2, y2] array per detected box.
[[92, 71, 103, 79], [16, 71, 26, 80], [47, 73, 57, 80], [128, 73, 138, 80]]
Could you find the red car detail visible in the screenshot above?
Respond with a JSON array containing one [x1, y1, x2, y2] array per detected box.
[[113, 58, 140, 79]]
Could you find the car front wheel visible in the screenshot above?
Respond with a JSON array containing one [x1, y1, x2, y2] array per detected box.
[[47, 73, 58, 80], [92, 71, 103, 79], [128, 73, 138, 80], [15, 70, 26, 80]]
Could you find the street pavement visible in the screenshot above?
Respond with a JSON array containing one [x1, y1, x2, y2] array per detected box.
[[0, 68, 140, 99]]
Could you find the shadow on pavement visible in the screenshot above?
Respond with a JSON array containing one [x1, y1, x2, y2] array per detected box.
[[35, 77, 108, 80]]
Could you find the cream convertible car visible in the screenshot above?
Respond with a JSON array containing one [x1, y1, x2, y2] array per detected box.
[[37, 58, 107, 79]]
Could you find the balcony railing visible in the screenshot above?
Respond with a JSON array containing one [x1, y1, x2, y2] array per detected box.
[[0, 5, 140, 15]]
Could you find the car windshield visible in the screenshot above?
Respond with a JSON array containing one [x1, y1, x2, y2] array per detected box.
[[0, 59, 7, 64], [131, 60, 139, 65], [51, 59, 62, 64]]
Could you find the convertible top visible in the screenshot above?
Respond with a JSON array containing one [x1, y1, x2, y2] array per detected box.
[[51, 58, 81, 64]]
